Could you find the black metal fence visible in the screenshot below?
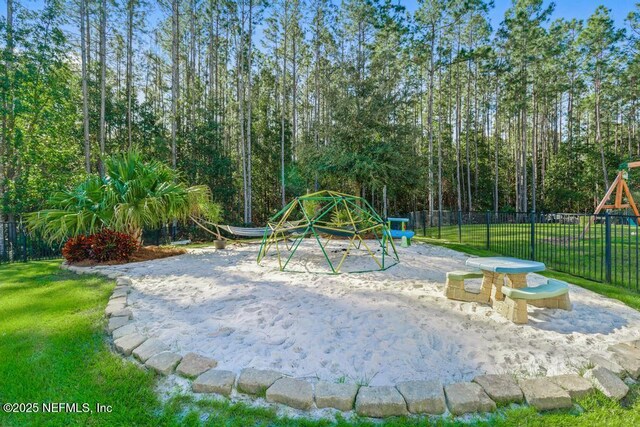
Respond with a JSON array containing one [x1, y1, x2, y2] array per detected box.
[[0, 221, 218, 264], [406, 210, 639, 292], [0, 222, 60, 264]]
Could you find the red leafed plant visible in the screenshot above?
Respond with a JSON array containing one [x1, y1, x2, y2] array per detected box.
[[62, 229, 139, 263], [90, 229, 139, 262], [62, 234, 94, 263]]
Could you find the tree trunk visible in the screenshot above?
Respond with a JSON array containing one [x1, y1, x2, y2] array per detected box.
[[237, 2, 247, 223], [80, 0, 91, 173], [99, 0, 107, 176], [455, 32, 462, 212], [280, 2, 288, 207], [437, 56, 444, 221], [464, 33, 473, 211], [427, 22, 435, 223], [171, 0, 179, 169], [595, 77, 609, 189], [126, 0, 135, 150], [494, 84, 500, 213], [532, 90, 537, 212], [247, 0, 253, 223], [1, 0, 14, 217]]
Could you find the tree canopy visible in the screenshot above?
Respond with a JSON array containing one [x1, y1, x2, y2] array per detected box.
[[2, 0, 640, 225]]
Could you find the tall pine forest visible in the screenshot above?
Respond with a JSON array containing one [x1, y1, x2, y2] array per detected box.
[[2, 0, 640, 224]]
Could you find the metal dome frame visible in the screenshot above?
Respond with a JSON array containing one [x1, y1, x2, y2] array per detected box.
[[257, 190, 399, 273]]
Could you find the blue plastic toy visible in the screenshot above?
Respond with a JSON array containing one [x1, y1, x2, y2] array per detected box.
[[386, 217, 415, 247]]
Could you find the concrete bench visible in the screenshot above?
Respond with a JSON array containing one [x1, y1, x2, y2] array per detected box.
[[444, 270, 489, 303], [496, 279, 571, 324]]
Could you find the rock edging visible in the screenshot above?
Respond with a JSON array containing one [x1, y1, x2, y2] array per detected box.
[[61, 263, 639, 419]]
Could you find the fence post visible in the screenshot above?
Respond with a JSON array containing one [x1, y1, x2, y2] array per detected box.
[[530, 211, 536, 261], [486, 211, 490, 250], [422, 210, 427, 237], [438, 210, 442, 239], [457, 210, 462, 243], [22, 228, 28, 262], [605, 212, 612, 283]]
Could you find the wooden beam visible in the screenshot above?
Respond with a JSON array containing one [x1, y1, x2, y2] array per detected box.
[[603, 203, 631, 209], [622, 180, 640, 218], [627, 161, 640, 168], [603, 204, 630, 209], [594, 172, 623, 215], [615, 177, 624, 207]]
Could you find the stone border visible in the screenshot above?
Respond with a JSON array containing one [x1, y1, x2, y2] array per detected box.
[[61, 263, 640, 419]]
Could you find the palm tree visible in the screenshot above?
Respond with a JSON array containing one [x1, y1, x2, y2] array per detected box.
[[27, 152, 220, 243]]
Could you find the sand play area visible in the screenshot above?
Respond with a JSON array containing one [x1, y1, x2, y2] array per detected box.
[[96, 242, 640, 387]]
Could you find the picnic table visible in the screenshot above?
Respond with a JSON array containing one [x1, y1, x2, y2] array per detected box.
[[464, 257, 546, 303]]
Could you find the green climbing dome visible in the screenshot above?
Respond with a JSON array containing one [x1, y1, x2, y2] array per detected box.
[[257, 190, 399, 273]]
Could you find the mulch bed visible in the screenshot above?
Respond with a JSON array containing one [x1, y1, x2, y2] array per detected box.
[[70, 246, 187, 267]]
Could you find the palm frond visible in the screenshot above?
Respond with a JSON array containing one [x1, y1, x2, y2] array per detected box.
[[28, 151, 221, 243]]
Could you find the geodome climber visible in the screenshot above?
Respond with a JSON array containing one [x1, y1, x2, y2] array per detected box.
[[257, 190, 399, 273]]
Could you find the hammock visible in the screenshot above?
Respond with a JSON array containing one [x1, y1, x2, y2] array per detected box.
[[190, 217, 356, 241], [217, 224, 269, 237], [190, 217, 299, 240], [189, 217, 267, 239]]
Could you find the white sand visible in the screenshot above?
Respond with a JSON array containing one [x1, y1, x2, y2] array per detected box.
[[96, 241, 640, 386]]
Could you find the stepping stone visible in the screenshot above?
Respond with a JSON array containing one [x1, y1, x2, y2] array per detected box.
[[444, 382, 496, 416], [237, 368, 283, 395], [114, 333, 146, 356], [315, 381, 359, 411], [396, 380, 446, 414], [111, 289, 128, 298], [110, 308, 132, 319], [111, 286, 131, 298], [112, 323, 137, 340], [107, 316, 131, 332], [266, 377, 314, 410], [105, 303, 127, 316], [176, 353, 218, 378], [145, 351, 182, 375], [608, 344, 640, 379], [109, 296, 127, 306], [132, 338, 168, 363], [116, 277, 132, 286], [112, 288, 130, 297], [192, 369, 236, 396], [585, 367, 629, 401], [109, 294, 127, 302], [355, 386, 408, 418], [548, 374, 594, 399], [108, 299, 127, 309], [518, 378, 572, 411], [589, 354, 627, 378], [473, 374, 523, 405]]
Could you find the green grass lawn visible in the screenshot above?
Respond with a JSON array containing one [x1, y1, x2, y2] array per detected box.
[[416, 222, 639, 291], [2, 260, 640, 426]]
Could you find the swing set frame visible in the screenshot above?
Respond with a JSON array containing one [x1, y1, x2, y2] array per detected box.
[[593, 161, 640, 219]]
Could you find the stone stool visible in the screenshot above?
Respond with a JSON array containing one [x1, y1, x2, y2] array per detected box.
[[495, 279, 571, 324], [444, 270, 487, 303]]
